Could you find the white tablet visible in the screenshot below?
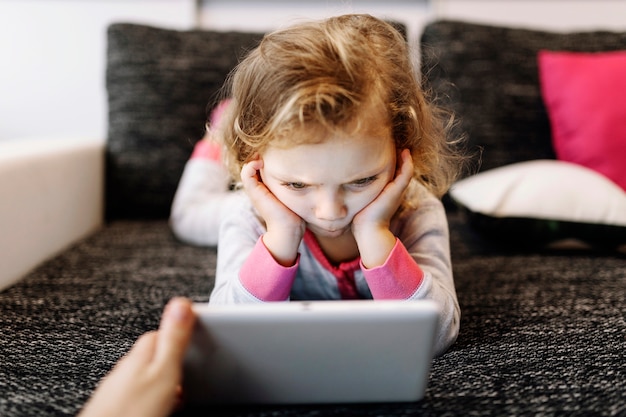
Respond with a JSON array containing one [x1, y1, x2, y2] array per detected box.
[[182, 299, 440, 405]]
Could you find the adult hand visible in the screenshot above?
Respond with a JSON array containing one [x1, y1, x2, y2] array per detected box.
[[352, 149, 414, 268], [240, 157, 305, 266], [78, 297, 196, 417]]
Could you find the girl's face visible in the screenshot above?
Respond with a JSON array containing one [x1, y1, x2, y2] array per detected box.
[[260, 120, 397, 239]]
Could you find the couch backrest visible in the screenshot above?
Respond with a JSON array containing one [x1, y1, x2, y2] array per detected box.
[[420, 20, 626, 176], [105, 23, 263, 220], [104, 20, 407, 221]]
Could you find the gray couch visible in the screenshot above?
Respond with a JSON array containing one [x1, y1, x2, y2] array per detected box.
[[0, 20, 624, 417]]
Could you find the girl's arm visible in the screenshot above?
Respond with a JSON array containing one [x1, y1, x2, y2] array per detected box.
[[352, 149, 414, 268], [169, 157, 231, 247], [363, 194, 460, 356], [212, 157, 306, 304], [209, 196, 298, 304], [169, 100, 232, 246], [240, 158, 305, 267]]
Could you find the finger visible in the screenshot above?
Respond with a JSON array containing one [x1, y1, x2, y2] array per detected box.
[[376, 150, 413, 213], [113, 331, 158, 373], [154, 297, 196, 369], [396, 149, 414, 180], [127, 331, 159, 358], [240, 159, 278, 205], [240, 158, 263, 183]]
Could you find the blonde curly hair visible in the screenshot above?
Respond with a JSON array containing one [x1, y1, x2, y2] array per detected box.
[[216, 14, 465, 200]]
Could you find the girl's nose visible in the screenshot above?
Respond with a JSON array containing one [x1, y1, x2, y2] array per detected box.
[[315, 191, 347, 221]]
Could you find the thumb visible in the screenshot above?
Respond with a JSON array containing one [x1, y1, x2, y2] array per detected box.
[[154, 297, 196, 368]]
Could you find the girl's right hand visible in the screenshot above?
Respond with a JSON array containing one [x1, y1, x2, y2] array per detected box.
[[240, 158, 305, 266]]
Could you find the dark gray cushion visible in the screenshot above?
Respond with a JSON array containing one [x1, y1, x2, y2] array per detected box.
[[2, 217, 626, 415], [105, 24, 263, 219], [420, 20, 626, 175]]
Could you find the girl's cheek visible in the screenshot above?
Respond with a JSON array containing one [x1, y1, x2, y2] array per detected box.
[[271, 189, 301, 213], [353, 192, 379, 213]]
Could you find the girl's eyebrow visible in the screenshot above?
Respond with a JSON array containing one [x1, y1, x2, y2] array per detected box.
[[266, 170, 305, 183], [345, 166, 388, 183], [272, 168, 385, 186], [266, 171, 312, 187]]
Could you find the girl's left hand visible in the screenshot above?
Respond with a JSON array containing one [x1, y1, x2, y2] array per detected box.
[[352, 149, 414, 267]]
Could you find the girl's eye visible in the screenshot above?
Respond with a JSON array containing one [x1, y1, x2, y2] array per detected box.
[[351, 176, 377, 187], [284, 182, 307, 190]]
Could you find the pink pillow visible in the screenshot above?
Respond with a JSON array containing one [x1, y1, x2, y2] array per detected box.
[[538, 50, 626, 191]]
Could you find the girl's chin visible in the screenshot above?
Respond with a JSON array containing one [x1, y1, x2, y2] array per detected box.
[[307, 224, 351, 238]]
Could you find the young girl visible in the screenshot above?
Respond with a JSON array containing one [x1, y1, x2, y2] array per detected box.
[[170, 14, 466, 356]]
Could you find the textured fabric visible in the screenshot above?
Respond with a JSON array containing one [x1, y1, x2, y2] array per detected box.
[[105, 24, 263, 219], [0, 221, 215, 416], [538, 50, 626, 191], [1, 216, 625, 416], [420, 20, 626, 176]]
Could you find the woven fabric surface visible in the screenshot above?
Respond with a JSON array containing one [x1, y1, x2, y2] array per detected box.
[[1, 215, 624, 417], [420, 20, 626, 176], [105, 24, 263, 220]]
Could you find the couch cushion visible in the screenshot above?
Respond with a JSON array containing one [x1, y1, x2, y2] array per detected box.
[[2, 218, 626, 415], [106, 24, 263, 219], [420, 20, 626, 175], [449, 160, 626, 250], [538, 50, 626, 191]]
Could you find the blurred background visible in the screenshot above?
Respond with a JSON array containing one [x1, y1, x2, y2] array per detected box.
[[1, 0, 626, 143]]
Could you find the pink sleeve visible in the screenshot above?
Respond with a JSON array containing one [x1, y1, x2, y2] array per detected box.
[[239, 237, 299, 301], [190, 99, 232, 161], [361, 238, 424, 300], [190, 139, 221, 161], [209, 98, 232, 127]]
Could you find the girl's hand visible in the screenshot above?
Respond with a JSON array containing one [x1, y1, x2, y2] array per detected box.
[[240, 158, 305, 266], [352, 149, 414, 268]]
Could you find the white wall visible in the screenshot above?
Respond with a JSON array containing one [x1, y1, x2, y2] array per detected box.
[[0, 0, 195, 142], [1, 0, 626, 143], [198, 0, 431, 49], [433, 0, 626, 32], [199, 0, 626, 40]]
